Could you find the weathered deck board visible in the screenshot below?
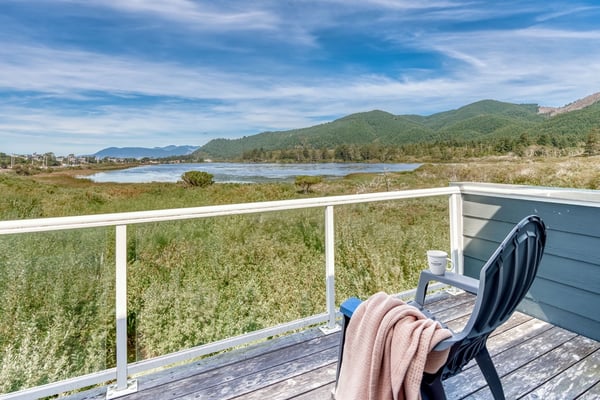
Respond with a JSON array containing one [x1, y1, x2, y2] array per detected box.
[[291, 381, 336, 400], [521, 348, 600, 400], [445, 325, 577, 400], [139, 327, 328, 391], [578, 381, 600, 399], [125, 332, 339, 400], [230, 363, 337, 400], [487, 336, 598, 399], [66, 291, 600, 400]]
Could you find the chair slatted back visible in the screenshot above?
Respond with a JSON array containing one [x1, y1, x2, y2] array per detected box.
[[443, 215, 546, 378], [470, 215, 546, 336]]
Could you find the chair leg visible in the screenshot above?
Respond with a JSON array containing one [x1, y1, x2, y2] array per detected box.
[[475, 347, 505, 400], [420, 372, 447, 400], [335, 315, 350, 385]]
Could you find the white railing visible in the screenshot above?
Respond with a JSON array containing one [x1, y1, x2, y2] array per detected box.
[[0, 187, 463, 399]]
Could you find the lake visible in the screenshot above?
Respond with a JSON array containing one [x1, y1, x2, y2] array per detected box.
[[84, 162, 421, 183]]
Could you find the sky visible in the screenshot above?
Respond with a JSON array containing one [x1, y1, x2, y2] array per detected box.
[[1, 1, 600, 156]]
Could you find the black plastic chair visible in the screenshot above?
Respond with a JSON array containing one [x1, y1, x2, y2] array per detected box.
[[336, 215, 546, 400]]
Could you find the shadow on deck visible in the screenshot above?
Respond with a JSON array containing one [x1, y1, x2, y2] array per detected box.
[[68, 291, 600, 400]]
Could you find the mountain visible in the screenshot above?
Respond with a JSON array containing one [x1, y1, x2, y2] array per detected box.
[[195, 100, 543, 159], [195, 94, 600, 159], [538, 92, 600, 116], [93, 145, 199, 159], [416, 100, 542, 131], [199, 110, 437, 159], [537, 100, 600, 137], [421, 100, 543, 141]]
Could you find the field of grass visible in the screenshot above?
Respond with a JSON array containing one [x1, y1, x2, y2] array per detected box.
[[1, 156, 599, 393]]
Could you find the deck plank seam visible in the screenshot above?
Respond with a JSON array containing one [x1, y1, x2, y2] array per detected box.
[[145, 337, 340, 399], [170, 347, 340, 399], [132, 331, 338, 393], [506, 334, 600, 400]]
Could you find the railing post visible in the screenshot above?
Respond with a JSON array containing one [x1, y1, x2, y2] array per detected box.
[[449, 193, 464, 275], [321, 205, 339, 333], [107, 225, 137, 398], [115, 224, 128, 389]]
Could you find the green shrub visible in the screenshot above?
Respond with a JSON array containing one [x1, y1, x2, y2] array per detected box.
[[295, 175, 322, 193], [181, 171, 214, 187]]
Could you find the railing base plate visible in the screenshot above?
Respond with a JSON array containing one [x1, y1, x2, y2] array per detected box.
[[319, 324, 341, 335], [106, 379, 138, 399], [446, 287, 464, 296]]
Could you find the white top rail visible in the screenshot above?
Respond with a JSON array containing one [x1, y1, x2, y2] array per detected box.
[[0, 187, 459, 234], [454, 182, 600, 207]]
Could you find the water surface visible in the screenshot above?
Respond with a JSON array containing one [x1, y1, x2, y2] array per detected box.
[[85, 162, 421, 183]]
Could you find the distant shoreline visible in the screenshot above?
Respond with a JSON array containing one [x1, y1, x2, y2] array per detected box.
[[83, 162, 423, 184], [1, 162, 141, 178]]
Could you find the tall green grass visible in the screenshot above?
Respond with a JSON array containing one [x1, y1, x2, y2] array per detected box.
[[0, 229, 114, 392]]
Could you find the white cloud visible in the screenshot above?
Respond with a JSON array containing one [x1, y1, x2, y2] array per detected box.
[[60, 0, 279, 31], [319, 0, 465, 10], [0, 44, 269, 100], [514, 27, 600, 40], [535, 6, 600, 22], [401, 25, 600, 105], [0, 43, 464, 110], [0, 105, 213, 154]]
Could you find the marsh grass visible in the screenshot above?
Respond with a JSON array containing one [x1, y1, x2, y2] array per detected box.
[[0, 229, 114, 392], [125, 211, 327, 359], [2, 157, 600, 392]]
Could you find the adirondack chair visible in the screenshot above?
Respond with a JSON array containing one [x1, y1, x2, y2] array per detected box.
[[336, 215, 547, 400]]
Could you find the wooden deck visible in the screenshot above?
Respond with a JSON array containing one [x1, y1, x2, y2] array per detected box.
[[68, 291, 600, 400]]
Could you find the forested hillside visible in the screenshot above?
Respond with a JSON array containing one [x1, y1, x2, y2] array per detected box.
[[198, 110, 437, 159], [195, 97, 600, 161]]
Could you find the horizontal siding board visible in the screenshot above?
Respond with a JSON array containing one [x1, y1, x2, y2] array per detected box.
[[463, 255, 484, 279], [463, 194, 600, 237], [462, 236, 500, 260], [462, 193, 600, 340], [463, 216, 515, 243], [519, 299, 600, 342], [466, 218, 600, 268], [464, 253, 600, 294], [463, 197, 530, 222], [464, 253, 599, 295], [546, 230, 600, 266], [538, 255, 600, 295], [528, 278, 599, 322]]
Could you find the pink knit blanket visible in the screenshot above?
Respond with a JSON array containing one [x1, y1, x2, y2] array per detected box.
[[335, 292, 452, 400]]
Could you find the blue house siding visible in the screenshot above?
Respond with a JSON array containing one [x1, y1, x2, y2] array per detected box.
[[458, 188, 600, 341]]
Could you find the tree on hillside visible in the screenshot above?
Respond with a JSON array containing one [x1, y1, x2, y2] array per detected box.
[[335, 145, 352, 161], [584, 129, 600, 156], [537, 134, 550, 146]]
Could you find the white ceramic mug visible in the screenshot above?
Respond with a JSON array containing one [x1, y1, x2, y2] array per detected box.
[[427, 250, 452, 275]]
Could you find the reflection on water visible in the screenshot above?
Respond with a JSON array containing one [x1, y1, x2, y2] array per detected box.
[[84, 162, 421, 183]]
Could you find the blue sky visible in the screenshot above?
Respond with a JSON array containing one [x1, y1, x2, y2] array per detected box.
[[1, 1, 600, 155]]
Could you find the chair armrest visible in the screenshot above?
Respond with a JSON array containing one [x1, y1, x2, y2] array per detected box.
[[340, 297, 362, 318], [413, 270, 479, 308]]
